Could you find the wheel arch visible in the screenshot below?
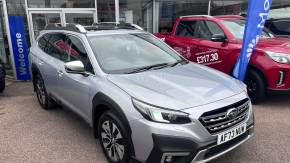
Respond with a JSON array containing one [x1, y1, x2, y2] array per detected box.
[[31, 63, 42, 91], [247, 65, 268, 89], [92, 92, 132, 138], [92, 92, 135, 156], [229, 64, 268, 88]]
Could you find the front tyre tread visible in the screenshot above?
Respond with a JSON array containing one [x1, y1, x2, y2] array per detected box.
[[245, 70, 265, 104]]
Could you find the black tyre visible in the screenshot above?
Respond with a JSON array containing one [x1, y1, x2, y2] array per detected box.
[[0, 67, 5, 93], [0, 79, 4, 93], [34, 74, 56, 110], [245, 70, 265, 104], [98, 111, 133, 163]]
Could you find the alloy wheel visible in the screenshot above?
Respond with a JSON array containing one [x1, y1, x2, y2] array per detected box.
[[35, 77, 46, 105], [101, 120, 125, 162]]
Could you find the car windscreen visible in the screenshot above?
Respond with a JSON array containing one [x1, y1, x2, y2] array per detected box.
[[222, 19, 273, 39], [88, 33, 184, 74]]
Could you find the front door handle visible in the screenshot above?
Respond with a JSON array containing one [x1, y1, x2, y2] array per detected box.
[[57, 70, 64, 77]]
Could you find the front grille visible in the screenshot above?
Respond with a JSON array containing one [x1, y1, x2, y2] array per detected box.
[[199, 99, 250, 135]]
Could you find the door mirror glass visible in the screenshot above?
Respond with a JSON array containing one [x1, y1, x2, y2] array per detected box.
[[211, 34, 228, 42], [64, 60, 85, 74]]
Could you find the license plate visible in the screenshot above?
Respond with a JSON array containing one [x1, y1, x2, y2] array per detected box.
[[217, 123, 247, 145]]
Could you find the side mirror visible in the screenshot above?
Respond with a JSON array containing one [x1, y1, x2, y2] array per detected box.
[[65, 61, 88, 76], [211, 34, 228, 42]]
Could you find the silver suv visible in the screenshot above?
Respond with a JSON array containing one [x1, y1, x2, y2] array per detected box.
[[29, 23, 254, 163]]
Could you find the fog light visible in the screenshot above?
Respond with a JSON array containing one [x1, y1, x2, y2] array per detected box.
[[277, 71, 285, 85], [165, 156, 173, 163], [161, 152, 190, 163]]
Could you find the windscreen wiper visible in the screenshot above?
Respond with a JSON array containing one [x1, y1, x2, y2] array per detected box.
[[127, 63, 170, 74], [171, 60, 189, 67]]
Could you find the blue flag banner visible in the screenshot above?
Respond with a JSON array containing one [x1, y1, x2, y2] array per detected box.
[[233, 0, 272, 81], [8, 16, 31, 80]]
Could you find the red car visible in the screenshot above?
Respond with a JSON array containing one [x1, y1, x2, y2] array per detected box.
[[155, 15, 290, 103]]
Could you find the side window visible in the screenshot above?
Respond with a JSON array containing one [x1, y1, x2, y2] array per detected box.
[[195, 21, 225, 40], [46, 33, 68, 62], [271, 21, 290, 34], [66, 35, 94, 74], [38, 34, 50, 53], [176, 21, 197, 38]]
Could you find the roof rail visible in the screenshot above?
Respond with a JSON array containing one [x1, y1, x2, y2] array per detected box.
[[90, 22, 143, 30], [180, 15, 212, 18], [44, 22, 143, 33], [45, 23, 87, 33]]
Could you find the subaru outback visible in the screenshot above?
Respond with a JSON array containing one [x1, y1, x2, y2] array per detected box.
[[29, 23, 254, 163]]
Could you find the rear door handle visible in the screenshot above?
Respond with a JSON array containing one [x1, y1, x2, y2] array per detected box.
[[38, 61, 44, 65], [57, 70, 64, 77]]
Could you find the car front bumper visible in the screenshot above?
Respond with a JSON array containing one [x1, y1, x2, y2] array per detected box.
[[142, 124, 254, 163], [129, 92, 254, 163], [191, 125, 254, 163]]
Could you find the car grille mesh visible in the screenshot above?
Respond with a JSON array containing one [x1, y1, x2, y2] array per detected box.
[[199, 99, 250, 135]]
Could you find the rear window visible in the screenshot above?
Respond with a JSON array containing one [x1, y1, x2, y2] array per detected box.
[[38, 33, 68, 62], [37, 34, 50, 53]]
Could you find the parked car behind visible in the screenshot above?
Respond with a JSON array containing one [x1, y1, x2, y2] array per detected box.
[[0, 61, 5, 93], [155, 15, 290, 103], [29, 23, 254, 163], [265, 17, 290, 37]]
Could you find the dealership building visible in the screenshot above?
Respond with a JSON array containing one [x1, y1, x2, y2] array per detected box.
[[0, 0, 290, 79]]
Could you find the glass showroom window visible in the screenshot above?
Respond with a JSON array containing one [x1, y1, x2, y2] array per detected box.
[[65, 13, 94, 26], [210, 0, 247, 16], [119, 0, 153, 33], [98, 0, 115, 22], [269, 0, 290, 18], [31, 13, 61, 38], [27, 0, 95, 8], [158, 0, 209, 33]]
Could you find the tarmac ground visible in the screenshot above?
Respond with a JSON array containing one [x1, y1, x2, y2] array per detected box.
[[0, 81, 290, 163]]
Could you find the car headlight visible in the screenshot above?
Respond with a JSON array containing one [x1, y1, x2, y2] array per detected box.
[[266, 51, 290, 64], [132, 98, 191, 124]]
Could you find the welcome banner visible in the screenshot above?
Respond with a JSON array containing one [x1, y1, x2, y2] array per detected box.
[[233, 0, 272, 81], [9, 16, 31, 80]]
